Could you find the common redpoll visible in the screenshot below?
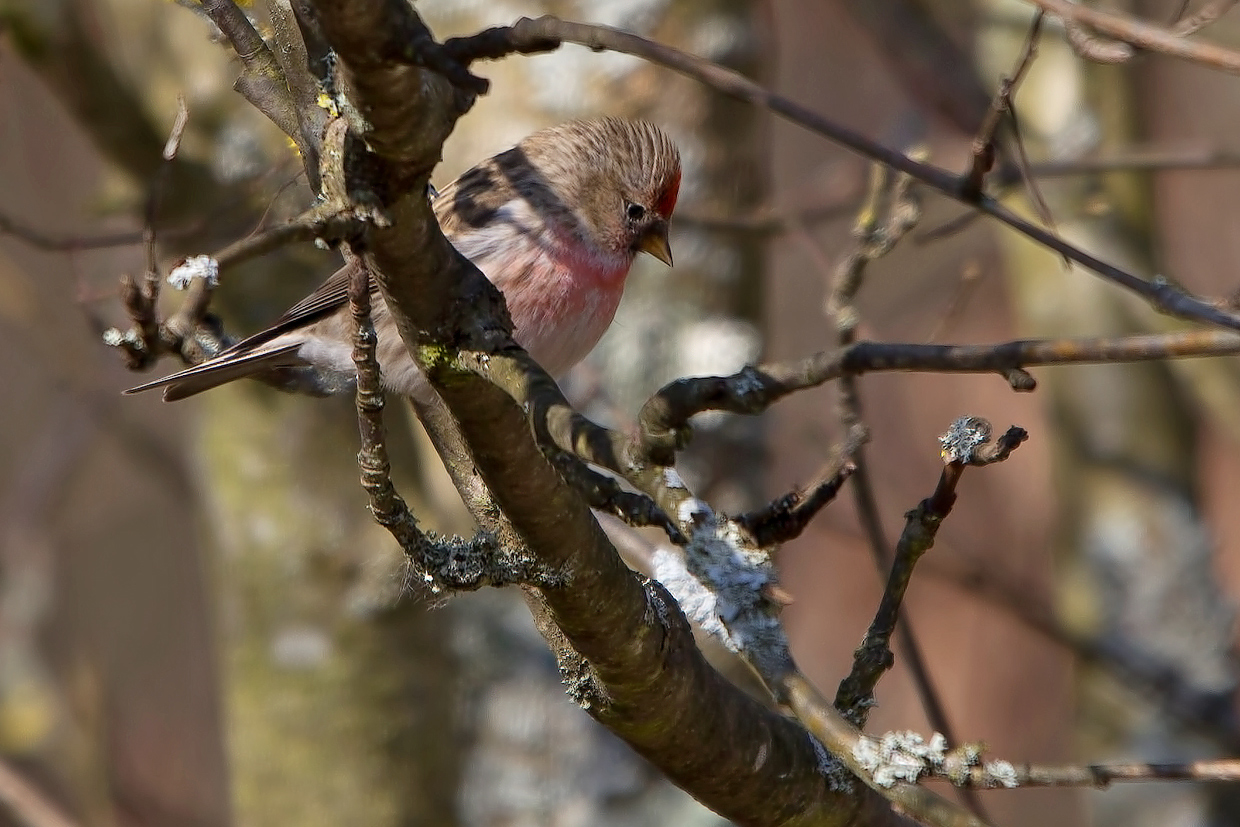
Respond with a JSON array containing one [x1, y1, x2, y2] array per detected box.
[[127, 118, 681, 401]]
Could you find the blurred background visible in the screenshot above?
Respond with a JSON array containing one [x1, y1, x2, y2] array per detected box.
[[3, 1, 1240, 825]]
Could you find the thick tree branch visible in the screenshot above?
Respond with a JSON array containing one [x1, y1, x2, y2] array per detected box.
[[305, 2, 911, 823]]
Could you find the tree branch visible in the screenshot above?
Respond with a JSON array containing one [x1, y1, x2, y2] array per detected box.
[[305, 2, 912, 823]]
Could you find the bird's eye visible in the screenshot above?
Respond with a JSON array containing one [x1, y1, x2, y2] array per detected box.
[[625, 202, 646, 221]]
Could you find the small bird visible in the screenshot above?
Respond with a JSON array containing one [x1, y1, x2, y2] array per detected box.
[[127, 118, 681, 401]]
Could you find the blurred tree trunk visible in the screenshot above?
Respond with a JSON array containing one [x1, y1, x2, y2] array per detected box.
[[198, 389, 460, 827], [2, 2, 465, 825], [975, 3, 1240, 825]]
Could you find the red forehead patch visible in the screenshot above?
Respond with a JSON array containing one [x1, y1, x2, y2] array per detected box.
[[656, 169, 681, 218]]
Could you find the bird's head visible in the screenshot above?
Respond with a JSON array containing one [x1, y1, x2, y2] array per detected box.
[[519, 118, 681, 269]]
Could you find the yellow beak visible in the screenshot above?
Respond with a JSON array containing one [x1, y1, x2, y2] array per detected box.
[[637, 224, 674, 267]]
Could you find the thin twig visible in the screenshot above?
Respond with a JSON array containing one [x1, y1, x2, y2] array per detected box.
[[1027, 0, 1240, 72], [199, 0, 307, 153], [835, 420, 1026, 725], [347, 261, 541, 591], [634, 329, 1240, 437], [0, 761, 80, 827], [544, 450, 686, 544], [849, 731, 1240, 789], [965, 12, 1043, 196], [734, 427, 865, 546], [818, 164, 992, 820], [1171, 0, 1240, 36], [958, 757, 1240, 787], [444, 15, 1240, 333], [922, 556, 1240, 753], [926, 262, 985, 342], [778, 673, 995, 827], [1064, 18, 1136, 64]]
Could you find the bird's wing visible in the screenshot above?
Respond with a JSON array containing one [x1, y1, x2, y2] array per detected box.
[[124, 342, 306, 400], [227, 259, 373, 353], [124, 181, 476, 401], [221, 175, 477, 352], [124, 262, 373, 400]]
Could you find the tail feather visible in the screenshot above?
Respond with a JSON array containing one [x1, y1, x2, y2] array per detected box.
[[124, 343, 306, 401]]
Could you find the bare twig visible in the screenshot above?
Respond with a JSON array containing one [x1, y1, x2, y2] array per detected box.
[[631, 329, 1240, 438], [1063, 19, 1136, 64], [0, 213, 152, 251], [1026, 0, 1240, 72], [835, 419, 1027, 726], [675, 144, 1240, 240], [847, 731, 1240, 790], [110, 118, 382, 376], [198, 0, 309, 160], [923, 556, 1240, 753], [544, 451, 685, 543], [926, 262, 985, 343], [734, 427, 865, 546], [955, 756, 1240, 788], [0, 761, 80, 827], [109, 97, 192, 371], [822, 170, 991, 825], [778, 673, 994, 827], [440, 15, 1240, 333], [1171, 0, 1240, 36], [965, 12, 1043, 196], [347, 260, 550, 591]]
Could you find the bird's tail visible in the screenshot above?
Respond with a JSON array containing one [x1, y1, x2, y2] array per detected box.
[[124, 343, 305, 401]]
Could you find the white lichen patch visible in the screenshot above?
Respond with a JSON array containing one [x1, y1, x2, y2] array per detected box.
[[652, 546, 728, 643], [938, 416, 991, 464], [676, 496, 711, 526], [102, 327, 142, 349], [983, 759, 1019, 788], [853, 731, 948, 788], [652, 497, 784, 659], [167, 255, 220, 290], [661, 466, 689, 490]]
